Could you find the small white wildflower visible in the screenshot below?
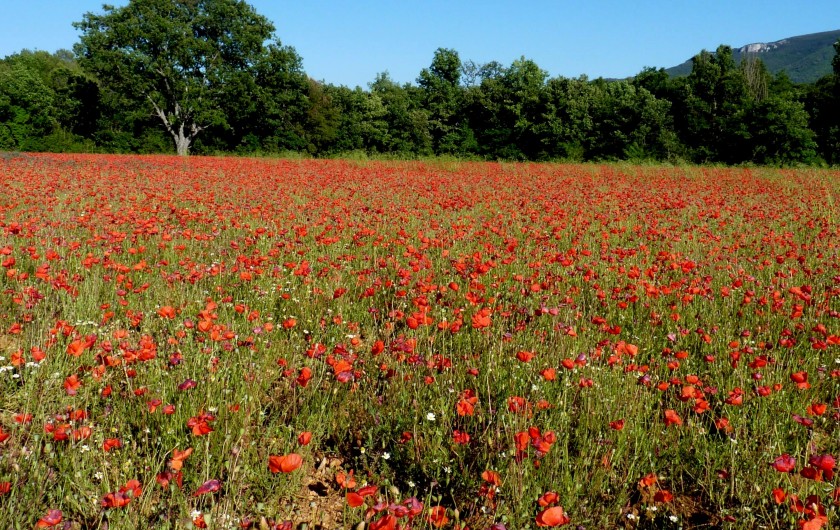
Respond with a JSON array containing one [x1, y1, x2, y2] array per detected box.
[[669, 515, 678, 522], [626, 514, 637, 520], [80, 445, 90, 453], [382, 452, 390, 460], [426, 412, 436, 422]]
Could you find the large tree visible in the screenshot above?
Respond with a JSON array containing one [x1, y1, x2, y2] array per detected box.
[[418, 48, 466, 154], [74, 0, 279, 155], [682, 45, 750, 163]]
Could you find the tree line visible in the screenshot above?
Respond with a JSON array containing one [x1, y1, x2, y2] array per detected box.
[[1, 0, 839, 164]]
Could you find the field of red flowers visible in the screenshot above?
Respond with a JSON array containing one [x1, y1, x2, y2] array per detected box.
[[0, 153, 838, 529]]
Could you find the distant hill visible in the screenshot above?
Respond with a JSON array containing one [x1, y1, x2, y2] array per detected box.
[[665, 29, 840, 83]]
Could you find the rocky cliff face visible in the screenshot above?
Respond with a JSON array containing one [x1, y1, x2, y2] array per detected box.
[[738, 40, 789, 54]]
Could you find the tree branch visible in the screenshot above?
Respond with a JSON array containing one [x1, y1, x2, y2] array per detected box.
[[147, 95, 175, 137]]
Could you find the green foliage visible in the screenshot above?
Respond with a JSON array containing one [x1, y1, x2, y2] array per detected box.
[[0, 50, 101, 152], [587, 80, 674, 161], [804, 41, 840, 165], [0, 64, 55, 149], [0, 8, 837, 166], [536, 76, 595, 161], [744, 96, 817, 165], [214, 41, 310, 154], [418, 48, 468, 154], [682, 46, 751, 163], [73, 0, 287, 155], [370, 73, 433, 155], [834, 39, 840, 76], [319, 85, 386, 154]]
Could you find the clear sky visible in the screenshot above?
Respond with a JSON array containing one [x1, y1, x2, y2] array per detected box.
[[2, 1, 839, 88]]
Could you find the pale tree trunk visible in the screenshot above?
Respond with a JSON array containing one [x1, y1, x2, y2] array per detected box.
[[174, 135, 191, 156], [149, 96, 200, 156], [174, 123, 191, 156]]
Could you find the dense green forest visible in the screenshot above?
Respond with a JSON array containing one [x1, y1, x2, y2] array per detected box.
[[1, 0, 839, 164]]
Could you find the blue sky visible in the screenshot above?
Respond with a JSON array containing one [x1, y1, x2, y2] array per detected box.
[[2, 1, 839, 87]]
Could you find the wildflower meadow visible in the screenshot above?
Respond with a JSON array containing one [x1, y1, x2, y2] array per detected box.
[[0, 153, 838, 529]]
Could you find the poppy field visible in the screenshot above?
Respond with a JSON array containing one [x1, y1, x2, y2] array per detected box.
[[1, 153, 839, 529]]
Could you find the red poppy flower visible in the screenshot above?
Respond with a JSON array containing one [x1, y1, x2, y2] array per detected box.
[[481, 469, 502, 486], [336, 470, 356, 489], [664, 409, 683, 427], [456, 398, 476, 416], [102, 479, 140, 509], [64, 374, 82, 395], [638, 473, 658, 488], [268, 453, 303, 473], [771, 454, 796, 473], [370, 514, 397, 530], [169, 447, 193, 471], [538, 491, 559, 507], [471, 308, 492, 329], [157, 306, 176, 318], [296, 367, 313, 387], [36, 510, 62, 527], [346, 491, 365, 508], [452, 429, 470, 445], [186, 412, 215, 436], [66, 339, 86, 356], [193, 479, 221, 497], [536, 506, 570, 527], [427, 506, 449, 528], [516, 350, 535, 363], [654, 489, 674, 503]]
